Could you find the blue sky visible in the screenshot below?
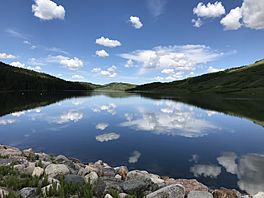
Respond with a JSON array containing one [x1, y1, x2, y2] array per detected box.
[[0, 0, 263, 84]]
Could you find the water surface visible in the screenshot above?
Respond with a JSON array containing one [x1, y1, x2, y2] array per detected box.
[[0, 91, 264, 195]]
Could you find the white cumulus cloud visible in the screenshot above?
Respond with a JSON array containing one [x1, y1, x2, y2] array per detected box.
[[193, 2, 226, 18], [128, 151, 141, 164], [96, 50, 109, 58], [221, 7, 242, 30], [190, 164, 222, 178], [47, 55, 83, 70], [0, 118, 16, 125], [92, 65, 117, 78], [32, 0, 65, 20], [71, 75, 85, 81], [147, 0, 167, 17], [55, 111, 83, 124], [192, 18, 203, 28], [207, 66, 224, 73], [129, 16, 143, 29], [95, 37, 121, 48], [96, 123, 109, 130], [10, 61, 41, 72], [0, 53, 16, 59]]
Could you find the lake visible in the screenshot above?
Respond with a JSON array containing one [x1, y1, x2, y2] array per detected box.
[[0, 91, 264, 195]]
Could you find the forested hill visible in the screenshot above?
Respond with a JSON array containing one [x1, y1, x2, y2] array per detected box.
[[129, 59, 264, 97], [0, 62, 93, 91]]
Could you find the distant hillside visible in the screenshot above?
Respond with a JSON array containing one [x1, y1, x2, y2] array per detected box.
[[95, 82, 136, 91], [130, 59, 264, 97], [0, 62, 93, 91]]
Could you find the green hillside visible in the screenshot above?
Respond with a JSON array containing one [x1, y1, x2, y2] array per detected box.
[[0, 62, 93, 91], [130, 59, 264, 97]]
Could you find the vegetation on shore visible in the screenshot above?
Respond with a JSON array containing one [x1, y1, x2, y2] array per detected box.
[[129, 59, 264, 97]]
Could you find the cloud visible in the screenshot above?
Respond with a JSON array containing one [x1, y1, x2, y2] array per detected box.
[[121, 102, 218, 138], [193, 2, 225, 18], [55, 110, 83, 124], [192, 18, 203, 28], [128, 151, 141, 163], [47, 47, 69, 55], [207, 66, 224, 73], [120, 45, 223, 73], [12, 111, 26, 117], [129, 16, 143, 29], [217, 152, 238, 174], [124, 59, 134, 68], [92, 103, 117, 115], [6, 29, 28, 40], [96, 133, 120, 142], [96, 123, 109, 130], [147, 0, 167, 17], [0, 53, 16, 60], [220, 7, 242, 30], [95, 37, 121, 48], [92, 65, 117, 78], [32, 0, 65, 20], [96, 50, 109, 58], [23, 40, 36, 50], [10, 61, 41, 72], [71, 75, 85, 81], [190, 164, 222, 178], [47, 55, 83, 70], [0, 118, 16, 125], [220, 0, 264, 30], [161, 68, 174, 75]]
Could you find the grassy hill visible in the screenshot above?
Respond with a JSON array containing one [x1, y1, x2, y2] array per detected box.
[[130, 59, 264, 97], [0, 62, 93, 91]]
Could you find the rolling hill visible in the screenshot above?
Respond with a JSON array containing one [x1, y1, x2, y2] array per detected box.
[[130, 59, 264, 97], [0, 61, 93, 91]]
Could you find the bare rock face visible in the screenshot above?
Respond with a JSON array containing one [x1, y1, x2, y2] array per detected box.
[[188, 191, 214, 198], [45, 164, 70, 178], [19, 187, 37, 198], [254, 192, 264, 198], [165, 179, 208, 193], [146, 184, 185, 198], [117, 166, 128, 179], [213, 188, 240, 198]]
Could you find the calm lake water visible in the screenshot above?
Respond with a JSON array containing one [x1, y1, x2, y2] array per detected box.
[[0, 91, 264, 195]]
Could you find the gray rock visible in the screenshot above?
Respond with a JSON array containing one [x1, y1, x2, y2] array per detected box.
[[102, 167, 116, 177], [55, 155, 69, 163], [0, 158, 17, 166], [104, 194, 113, 198], [65, 174, 85, 185], [85, 171, 99, 184], [117, 166, 128, 179], [19, 187, 36, 198], [45, 164, 70, 178], [0, 145, 22, 157], [146, 184, 185, 198], [93, 177, 123, 198], [115, 174, 122, 180], [121, 178, 153, 194], [188, 191, 213, 198]]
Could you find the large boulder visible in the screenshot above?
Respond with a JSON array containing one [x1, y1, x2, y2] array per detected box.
[[19, 187, 37, 198], [165, 179, 208, 193], [116, 166, 128, 179], [32, 167, 44, 177], [188, 191, 213, 198], [93, 177, 123, 197], [45, 164, 70, 178], [65, 174, 85, 185], [85, 171, 99, 184], [254, 192, 264, 198], [213, 188, 241, 198], [146, 184, 185, 198], [0, 145, 22, 157], [121, 178, 154, 194]]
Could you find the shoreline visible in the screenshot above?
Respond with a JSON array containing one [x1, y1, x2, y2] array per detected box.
[[0, 144, 261, 198]]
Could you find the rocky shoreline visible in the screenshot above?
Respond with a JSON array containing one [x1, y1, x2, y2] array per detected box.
[[0, 145, 262, 198]]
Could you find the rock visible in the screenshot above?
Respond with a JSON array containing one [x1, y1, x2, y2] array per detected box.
[[25, 162, 36, 175], [65, 174, 85, 184], [55, 155, 69, 163], [83, 164, 102, 176], [35, 152, 51, 161], [14, 164, 26, 173], [213, 188, 240, 198], [93, 177, 123, 197], [105, 194, 113, 198], [188, 191, 213, 198], [165, 179, 208, 193], [149, 174, 165, 187], [119, 193, 128, 198], [121, 178, 153, 194], [0, 158, 17, 166], [127, 170, 147, 180], [117, 166, 128, 179], [146, 184, 185, 198], [48, 177, 60, 184], [254, 192, 264, 198], [19, 187, 36, 198], [102, 167, 115, 177], [115, 174, 122, 180], [0, 145, 22, 157], [23, 148, 35, 159], [85, 171, 99, 184], [0, 187, 9, 198], [45, 164, 70, 178], [32, 167, 44, 177]]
